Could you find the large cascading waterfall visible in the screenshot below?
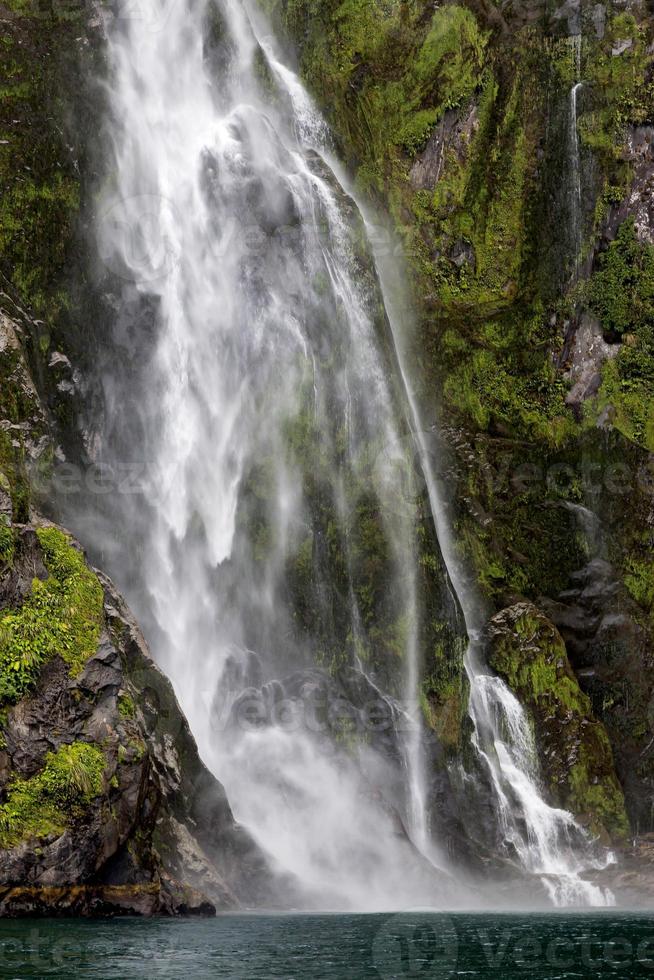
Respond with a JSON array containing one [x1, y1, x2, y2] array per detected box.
[[74, 0, 614, 908], [90, 0, 459, 910]]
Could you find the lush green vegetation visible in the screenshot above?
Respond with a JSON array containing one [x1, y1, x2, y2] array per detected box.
[[0, 527, 103, 703], [589, 219, 654, 335], [587, 219, 654, 449], [118, 692, 136, 719], [0, 518, 14, 567], [0, 742, 105, 847], [262, 0, 487, 191], [581, 14, 654, 165], [0, 427, 31, 525]]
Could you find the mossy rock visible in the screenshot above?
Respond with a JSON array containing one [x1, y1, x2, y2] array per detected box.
[[487, 601, 629, 841], [0, 525, 103, 704], [0, 742, 105, 848]]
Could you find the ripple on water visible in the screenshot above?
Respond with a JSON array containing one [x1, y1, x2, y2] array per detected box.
[[0, 911, 653, 979]]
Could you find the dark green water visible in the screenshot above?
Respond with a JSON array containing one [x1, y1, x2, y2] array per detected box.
[[1, 912, 653, 978]]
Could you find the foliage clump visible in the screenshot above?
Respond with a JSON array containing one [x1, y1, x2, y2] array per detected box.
[[589, 219, 654, 449], [0, 742, 105, 847], [118, 692, 136, 719], [0, 519, 14, 567], [589, 218, 654, 336], [0, 527, 103, 703]]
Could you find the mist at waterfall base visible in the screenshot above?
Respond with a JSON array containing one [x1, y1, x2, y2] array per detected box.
[[58, 0, 617, 911]]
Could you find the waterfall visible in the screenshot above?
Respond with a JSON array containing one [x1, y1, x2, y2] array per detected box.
[[564, 500, 604, 559], [466, 650, 614, 907], [91, 0, 455, 910], [81, 0, 614, 908], [568, 35, 583, 276]]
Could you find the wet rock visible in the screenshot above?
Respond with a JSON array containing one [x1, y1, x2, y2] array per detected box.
[[612, 38, 633, 56], [605, 126, 654, 244], [48, 350, 79, 397], [0, 882, 215, 917], [593, 834, 654, 907], [591, 3, 606, 39], [564, 313, 619, 409], [450, 240, 476, 271], [409, 104, 479, 192], [47, 351, 72, 373], [546, 558, 646, 670], [0, 475, 11, 523], [549, 0, 581, 36]]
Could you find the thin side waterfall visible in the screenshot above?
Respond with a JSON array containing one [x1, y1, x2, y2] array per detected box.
[[564, 500, 604, 559], [569, 35, 583, 276], [83, 0, 614, 908]]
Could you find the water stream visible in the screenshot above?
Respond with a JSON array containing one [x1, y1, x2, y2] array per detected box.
[[568, 35, 583, 277]]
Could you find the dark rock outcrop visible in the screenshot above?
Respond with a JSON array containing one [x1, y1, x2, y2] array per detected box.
[[541, 551, 654, 835]]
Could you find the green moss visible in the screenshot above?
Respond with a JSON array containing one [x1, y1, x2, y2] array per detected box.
[[127, 737, 146, 763], [442, 325, 575, 446], [118, 692, 136, 720], [0, 429, 30, 523], [0, 519, 14, 567], [0, 742, 105, 848], [0, 0, 84, 320], [568, 742, 630, 841], [0, 527, 103, 703], [624, 555, 654, 617], [420, 630, 467, 753], [586, 220, 654, 450], [580, 14, 654, 165], [264, 0, 487, 192]]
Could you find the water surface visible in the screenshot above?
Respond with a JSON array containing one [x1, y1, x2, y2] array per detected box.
[[2, 911, 653, 978]]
